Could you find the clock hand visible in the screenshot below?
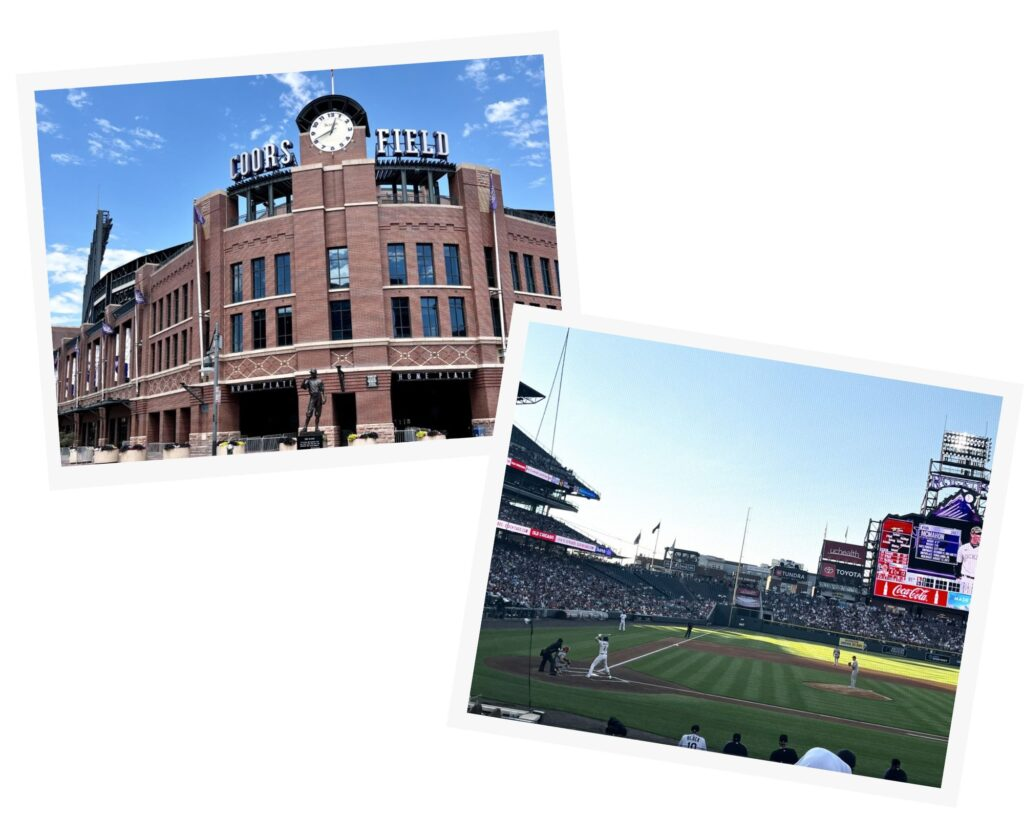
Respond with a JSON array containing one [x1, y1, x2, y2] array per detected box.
[[328, 118, 337, 136]]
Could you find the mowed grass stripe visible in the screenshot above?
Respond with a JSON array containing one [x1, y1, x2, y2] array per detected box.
[[630, 643, 953, 735]]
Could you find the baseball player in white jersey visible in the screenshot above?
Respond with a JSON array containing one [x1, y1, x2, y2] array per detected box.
[[587, 634, 612, 678], [833, 647, 840, 668], [678, 724, 708, 750], [848, 656, 859, 688], [619, 612, 627, 631], [957, 526, 981, 595]]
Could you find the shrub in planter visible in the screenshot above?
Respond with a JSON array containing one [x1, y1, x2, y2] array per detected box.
[[279, 436, 298, 452], [165, 443, 191, 460], [216, 440, 245, 456], [120, 443, 147, 462], [426, 429, 446, 440], [93, 445, 120, 464]]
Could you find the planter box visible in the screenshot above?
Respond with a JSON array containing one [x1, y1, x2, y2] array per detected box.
[[349, 438, 377, 447], [165, 446, 191, 460], [424, 434, 447, 441], [279, 442, 298, 452], [93, 448, 120, 465], [120, 449, 146, 463], [216, 444, 244, 456]]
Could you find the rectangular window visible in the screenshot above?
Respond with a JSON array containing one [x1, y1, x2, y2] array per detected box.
[[391, 297, 411, 338], [449, 297, 467, 337], [540, 258, 553, 295], [181, 328, 187, 364], [252, 257, 266, 299], [490, 296, 502, 338], [416, 243, 435, 285], [182, 283, 189, 318], [276, 306, 293, 346], [155, 341, 161, 373], [231, 314, 243, 353], [420, 297, 440, 336], [484, 246, 496, 288], [330, 300, 352, 341], [509, 251, 521, 291], [387, 244, 407, 285], [328, 247, 349, 288], [554, 259, 560, 294], [443, 244, 461, 285], [151, 303, 157, 332], [172, 333, 178, 367], [524, 255, 536, 292], [275, 253, 291, 294], [173, 289, 180, 324], [252, 309, 267, 349], [231, 262, 243, 302], [166, 297, 172, 328]]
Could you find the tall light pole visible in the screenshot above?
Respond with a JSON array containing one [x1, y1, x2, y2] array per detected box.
[[729, 507, 752, 628]]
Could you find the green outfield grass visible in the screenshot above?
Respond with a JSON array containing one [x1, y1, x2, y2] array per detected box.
[[469, 622, 956, 788]]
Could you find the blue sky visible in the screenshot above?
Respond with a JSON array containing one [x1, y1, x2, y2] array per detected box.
[[34, 55, 551, 326], [513, 324, 1003, 569]]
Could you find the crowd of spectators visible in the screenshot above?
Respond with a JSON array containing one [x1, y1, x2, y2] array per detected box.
[[487, 541, 708, 619], [762, 588, 966, 651], [509, 427, 575, 483]]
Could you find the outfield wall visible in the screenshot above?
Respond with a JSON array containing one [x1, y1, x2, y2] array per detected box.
[[711, 605, 961, 666]]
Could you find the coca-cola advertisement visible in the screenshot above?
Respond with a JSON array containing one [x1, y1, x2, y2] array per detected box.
[[820, 540, 867, 566], [873, 579, 949, 608]]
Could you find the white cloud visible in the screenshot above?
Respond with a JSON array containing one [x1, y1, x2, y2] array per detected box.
[[50, 289, 83, 324], [38, 121, 59, 134], [67, 89, 90, 109], [36, 101, 47, 114], [519, 152, 547, 168], [528, 176, 547, 189], [94, 118, 123, 133], [50, 153, 82, 165], [271, 72, 325, 116], [495, 73, 511, 83], [47, 244, 148, 291], [130, 127, 164, 149], [462, 122, 483, 138], [250, 124, 271, 141], [459, 59, 490, 92], [485, 97, 530, 125]]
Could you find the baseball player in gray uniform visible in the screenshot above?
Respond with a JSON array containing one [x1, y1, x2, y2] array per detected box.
[[957, 526, 981, 595], [833, 647, 840, 668], [848, 656, 859, 688]]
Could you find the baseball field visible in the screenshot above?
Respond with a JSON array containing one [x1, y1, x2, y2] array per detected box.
[[469, 621, 958, 787]]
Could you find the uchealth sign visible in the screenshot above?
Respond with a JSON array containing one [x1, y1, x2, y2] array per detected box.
[[230, 140, 297, 182], [874, 579, 948, 608], [821, 540, 867, 565]]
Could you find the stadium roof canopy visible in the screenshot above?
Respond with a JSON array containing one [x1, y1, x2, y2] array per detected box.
[[516, 382, 546, 404]]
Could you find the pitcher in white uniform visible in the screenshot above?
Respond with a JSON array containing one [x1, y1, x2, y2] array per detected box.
[[587, 634, 611, 678], [848, 656, 859, 688], [619, 612, 627, 631]]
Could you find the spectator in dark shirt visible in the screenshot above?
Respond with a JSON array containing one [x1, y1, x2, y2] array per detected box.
[[769, 734, 799, 764], [884, 758, 908, 782], [722, 733, 748, 756]]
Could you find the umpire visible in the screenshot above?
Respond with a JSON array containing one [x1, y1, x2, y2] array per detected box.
[[539, 638, 563, 675]]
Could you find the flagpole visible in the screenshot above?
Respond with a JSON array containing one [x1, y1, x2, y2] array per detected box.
[[654, 526, 661, 563], [193, 201, 206, 370], [490, 173, 507, 352]]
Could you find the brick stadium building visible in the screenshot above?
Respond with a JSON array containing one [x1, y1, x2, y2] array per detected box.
[[52, 94, 561, 453]]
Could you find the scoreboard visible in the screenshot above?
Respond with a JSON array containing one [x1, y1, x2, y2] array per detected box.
[[873, 516, 973, 611]]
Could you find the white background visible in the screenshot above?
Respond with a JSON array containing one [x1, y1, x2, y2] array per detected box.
[[3, 2, 1023, 816]]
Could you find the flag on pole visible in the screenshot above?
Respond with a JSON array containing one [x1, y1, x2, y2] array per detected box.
[[489, 174, 497, 212], [652, 521, 661, 534], [193, 203, 206, 225], [101, 321, 114, 335], [633, 531, 641, 545], [134, 288, 146, 304]]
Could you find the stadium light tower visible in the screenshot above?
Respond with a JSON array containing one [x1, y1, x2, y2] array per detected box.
[[920, 431, 991, 518], [728, 507, 752, 627]]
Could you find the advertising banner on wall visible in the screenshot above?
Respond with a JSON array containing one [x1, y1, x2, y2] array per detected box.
[[819, 560, 863, 587], [821, 540, 867, 565]]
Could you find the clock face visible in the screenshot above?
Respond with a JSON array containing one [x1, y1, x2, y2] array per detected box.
[[309, 111, 355, 153]]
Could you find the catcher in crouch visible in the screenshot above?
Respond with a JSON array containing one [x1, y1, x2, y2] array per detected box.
[[587, 634, 612, 678]]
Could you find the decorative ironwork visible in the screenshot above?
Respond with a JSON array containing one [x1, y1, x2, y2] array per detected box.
[[389, 344, 477, 368]]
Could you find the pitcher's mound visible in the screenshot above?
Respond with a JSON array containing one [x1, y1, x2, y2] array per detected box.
[[805, 682, 892, 701]]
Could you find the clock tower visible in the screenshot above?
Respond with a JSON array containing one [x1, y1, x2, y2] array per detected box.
[[294, 95, 370, 164]]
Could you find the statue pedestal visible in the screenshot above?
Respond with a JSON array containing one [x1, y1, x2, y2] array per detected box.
[[297, 431, 325, 450]]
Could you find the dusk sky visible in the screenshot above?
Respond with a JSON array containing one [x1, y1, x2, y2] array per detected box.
[[511, 322, 1003, 570], [34, 55, 552, 326]]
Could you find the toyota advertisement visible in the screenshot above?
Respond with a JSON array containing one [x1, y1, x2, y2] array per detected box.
[[873, 516, 973, 611]]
